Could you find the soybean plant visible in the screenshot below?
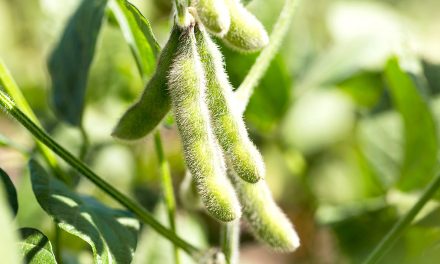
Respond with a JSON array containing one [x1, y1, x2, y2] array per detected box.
[[0, 0, 302, 263]]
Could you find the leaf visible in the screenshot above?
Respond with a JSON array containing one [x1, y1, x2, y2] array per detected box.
[[18, 228, 57, 264], [0, 180, 20, 263], [29, 159, 140, 264], [422, 59, 440, 96], [384, 57, 438, 191], [222, 47, 292, 133], [0, 168, 18, 217], [357, 111, 403, 188], [402, 226, 440, 264], [48, 0, 108, 126], [331, 205, 399, 263], [110, 0, 160, 78], [245, 57, 292, 133], [337, 71, 385, 109]]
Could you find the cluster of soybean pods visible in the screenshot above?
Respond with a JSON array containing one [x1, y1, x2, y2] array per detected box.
[[113, 0, 300, 253]]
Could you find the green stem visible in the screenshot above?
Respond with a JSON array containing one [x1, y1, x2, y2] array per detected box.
[[79, 125, 90, 161], [154, 131, 180, 264], [0, 90, 199, 256], [235, 0, 300, 114], [363, 172, 440, 264], [174, 0, 186, 25], [54, 223, 62, 264], [0, 61, 70, 184], [220, 221, 240, 264]]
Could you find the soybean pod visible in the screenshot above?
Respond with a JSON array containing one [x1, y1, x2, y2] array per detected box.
[[229, 168, 300, 252], [192, 0, 231, 36], [195, 24, 265, 183], [168, 16, 240, 222], [112, 26, 180, 140], [222, 0, 269, 53]]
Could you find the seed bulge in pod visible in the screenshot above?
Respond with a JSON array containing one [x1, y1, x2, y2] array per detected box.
[[193, 0, 231, 36], [229, 168, 300, 252], [167, 19, 240, 222], [222, 0, 269, 53], [195, 24, 265, 183]]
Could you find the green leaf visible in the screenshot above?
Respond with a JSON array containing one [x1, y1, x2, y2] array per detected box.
[[337, 71, 385, 109], [222, 47, 292, 133], [0, 180, 20, 263], [422, 59, 440, 96], [357, 111, 403, 188], [245, 57, 292, 133], [110, 0, 160, 78], [48, 0, 108, 126], [332, 205, 399, 263], [18, 228, 57, 264], [29, 159, 140, 264], [384, 57, 438, 191], [0, 168, 18, 217]]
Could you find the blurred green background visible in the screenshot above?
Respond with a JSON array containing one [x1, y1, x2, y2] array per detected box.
[[1, 0, 440, 263]]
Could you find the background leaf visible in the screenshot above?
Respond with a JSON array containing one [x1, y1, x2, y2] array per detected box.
[[0, 167, 18, 217], [384, 57, 438, 191], [223, 48, 292, 133], [110, 0, 160, 79], [29, 159, 140, 264], [48, 0, 108, 126], [0, 179, 20, 264], [245, 57, 292, 133], [18, 228, 57, 264], [337, 71, 385, 109], [242, 0, 253, 5], [422, 60, 440, 96]]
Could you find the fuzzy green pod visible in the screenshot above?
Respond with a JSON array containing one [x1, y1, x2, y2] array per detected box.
[[192, 0, 231, 36], [222, 0, 269, 52], [111, 26, 180, 140], [229, 168, 300, 252], [168, 20, 240, 222], [195, 24, 265, 183]]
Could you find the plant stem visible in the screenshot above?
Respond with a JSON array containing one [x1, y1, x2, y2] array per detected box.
[[174, 0, 186, 25], [54, 222, 62, 264], [220, 220, 240, 264], [363, 172, 440, 264], [235, 0, 300, 114], [0, 89, 199, 256], [0, 61, 70, 184], [154, 131, 180, 264], [79, 125, 89, 161]]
